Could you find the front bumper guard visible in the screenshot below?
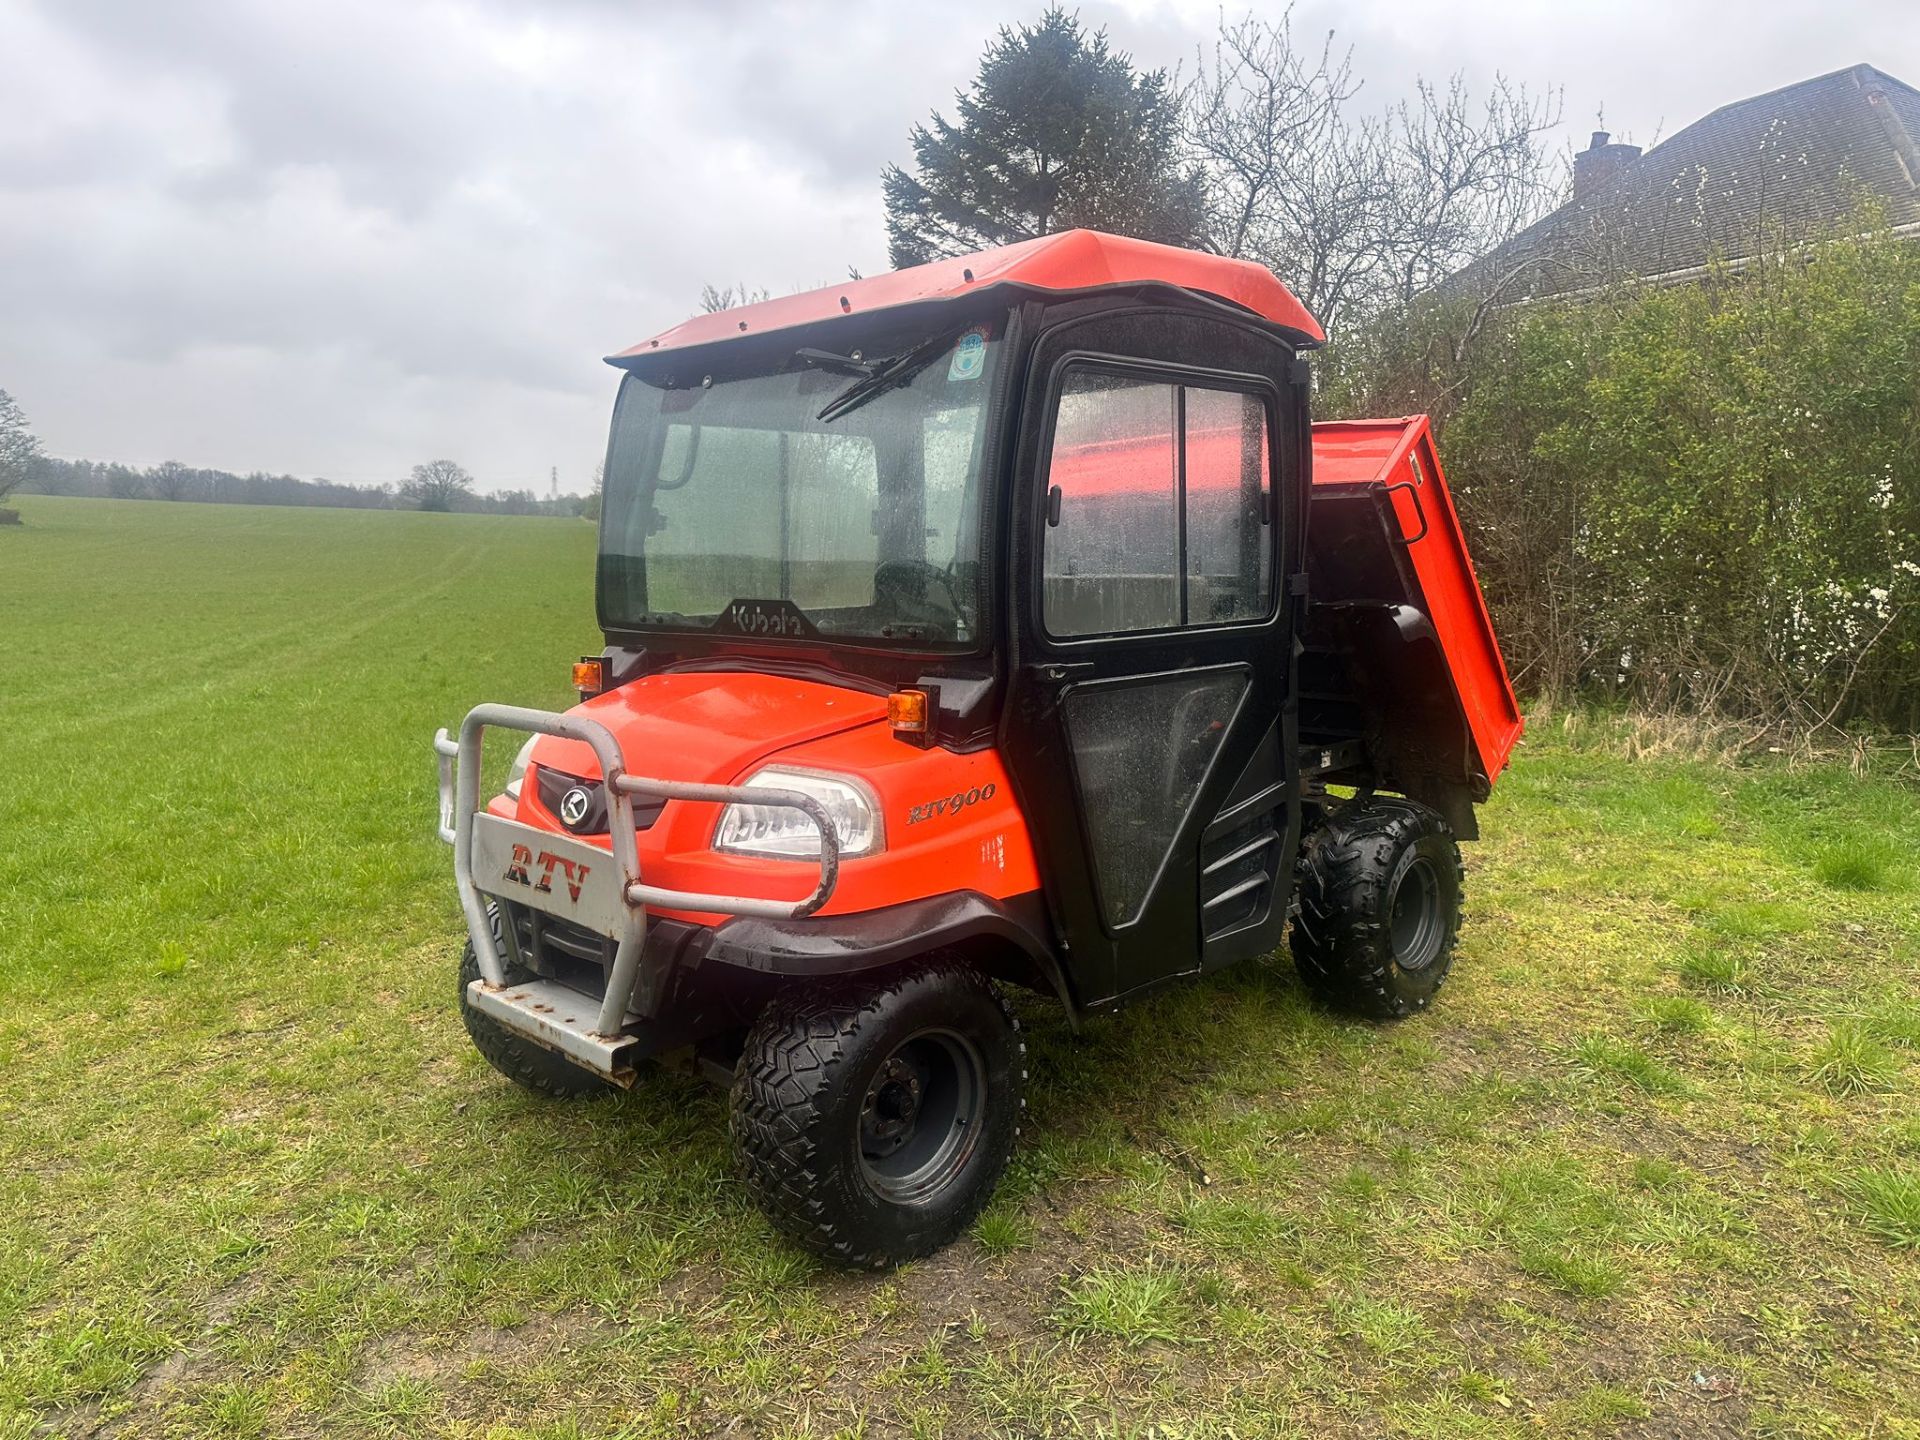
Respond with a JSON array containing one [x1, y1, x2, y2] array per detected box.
[[433, 703, 838, 1080]]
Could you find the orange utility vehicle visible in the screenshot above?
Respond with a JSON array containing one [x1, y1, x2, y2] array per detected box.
[[434, 231, 1521, 1266]]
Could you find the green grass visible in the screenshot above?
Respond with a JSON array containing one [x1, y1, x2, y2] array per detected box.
[[1807, 1020, 1901, 1096], [1574, 1034, 1692, 1096], [969, 1207, 1033, 1256], [1853, 1168, 1920, 1250], [1638, 993, 1713, 1033], [1813, 834, 1903, 891], [1053, 1263, 1191, 1346], [1674, 942, 1750, 992], [5, 496, 1920, 1437]]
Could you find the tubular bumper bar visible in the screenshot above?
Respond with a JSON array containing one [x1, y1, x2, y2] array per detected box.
[[433, 703, 839, 1050]]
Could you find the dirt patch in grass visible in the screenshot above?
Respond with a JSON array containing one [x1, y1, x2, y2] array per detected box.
[[362, 1309, 614, 1388]]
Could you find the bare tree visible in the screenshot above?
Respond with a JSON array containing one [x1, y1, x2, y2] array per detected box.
[[1186, 8, 1561, 333], [401, 459, 475, 513], [1375, 75, 1563, 306], [699, 282, 772, 313], [0, 388, 41, 507], [1185, 13, 1355, 267]]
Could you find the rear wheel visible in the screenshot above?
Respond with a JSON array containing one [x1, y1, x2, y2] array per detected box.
[[458, 905, 613, 1099], [1291, 798, 1463, 1019], [730, 960, 1024, 1268]]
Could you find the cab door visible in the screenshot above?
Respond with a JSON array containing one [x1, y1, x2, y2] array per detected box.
[[1000, 305, 1303, 1008]]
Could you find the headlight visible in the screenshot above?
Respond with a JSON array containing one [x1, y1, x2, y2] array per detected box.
[[714, 767, 883, 859], [504, 737, 538, 802]]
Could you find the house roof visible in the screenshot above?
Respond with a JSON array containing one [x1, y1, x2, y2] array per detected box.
[[1448, 64, 1920, 302], [609, 229, 1324, 362]]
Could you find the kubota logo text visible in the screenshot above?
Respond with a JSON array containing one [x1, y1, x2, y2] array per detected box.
[[503, 843, 591, 902], [723, 599, 808, 636]]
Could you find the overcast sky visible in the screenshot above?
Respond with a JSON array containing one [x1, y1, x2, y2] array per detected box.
[[2, 0, 1915, 493]]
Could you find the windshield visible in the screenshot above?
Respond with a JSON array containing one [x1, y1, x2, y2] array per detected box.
[[599, 321, 1001, 647]]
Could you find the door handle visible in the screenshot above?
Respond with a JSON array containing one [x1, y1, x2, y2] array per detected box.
[[1026, 661, 1095, 683]]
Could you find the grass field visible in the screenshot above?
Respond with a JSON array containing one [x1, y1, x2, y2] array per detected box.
[[4, 494, 1920, 1440]]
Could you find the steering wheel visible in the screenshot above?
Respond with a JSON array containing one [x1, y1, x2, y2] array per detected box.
[[872, 558, 968, 630]]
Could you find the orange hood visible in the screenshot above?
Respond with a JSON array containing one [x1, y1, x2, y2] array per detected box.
[[526, 670, 887, 787]]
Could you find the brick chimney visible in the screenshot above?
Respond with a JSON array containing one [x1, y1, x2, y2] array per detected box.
[[1573, 129, 1642, 200]]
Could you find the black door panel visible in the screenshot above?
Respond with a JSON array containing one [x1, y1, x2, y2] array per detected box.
[[1063, 666, 1249, 931], [999, 303, 1303, 1007]]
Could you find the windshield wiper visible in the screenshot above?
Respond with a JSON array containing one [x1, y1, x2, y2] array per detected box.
[[813, 330, 956, 424], [794, 347, 878, 379]]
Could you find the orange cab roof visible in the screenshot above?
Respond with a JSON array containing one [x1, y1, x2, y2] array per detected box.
[[611, 230, 1324, 361]]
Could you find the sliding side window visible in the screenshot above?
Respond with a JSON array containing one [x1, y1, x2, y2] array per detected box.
[[1042, 368, 1272, 638]]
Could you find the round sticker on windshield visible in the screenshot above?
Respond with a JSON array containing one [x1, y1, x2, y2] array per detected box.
[[947, 326, 989, 382]]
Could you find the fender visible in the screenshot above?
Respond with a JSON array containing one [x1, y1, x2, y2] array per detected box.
[[695, 889, 1079, 1023]]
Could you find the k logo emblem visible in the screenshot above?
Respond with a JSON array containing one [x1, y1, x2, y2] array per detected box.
[[559, 786, 592, 828]]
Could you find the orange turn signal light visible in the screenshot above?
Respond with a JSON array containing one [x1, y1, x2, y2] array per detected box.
[[572, 657, 607, 696], [888, 689, 930, 734]]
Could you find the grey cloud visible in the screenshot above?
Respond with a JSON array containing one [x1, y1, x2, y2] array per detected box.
[[46, 0, 534, 217]]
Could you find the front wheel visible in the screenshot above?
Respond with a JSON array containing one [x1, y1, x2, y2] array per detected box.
[[1291, 798, 1463, 1019], [730, 960, 1024, 1268]]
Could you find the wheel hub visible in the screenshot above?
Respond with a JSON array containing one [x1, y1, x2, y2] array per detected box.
[[1389, 856, 1444, 970], [861, 1056, 924, 1156], [856, 1029, 985, 1204]]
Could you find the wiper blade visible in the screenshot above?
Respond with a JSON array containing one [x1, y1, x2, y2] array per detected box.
[[815, 330, 956, 424], [795, 347, 878, 379]]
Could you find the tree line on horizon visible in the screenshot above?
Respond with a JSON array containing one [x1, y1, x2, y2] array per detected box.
[[1, 435, 593, 519]]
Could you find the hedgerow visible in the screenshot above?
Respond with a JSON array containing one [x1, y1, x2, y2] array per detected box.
[[1322, 209, 1920, 735]]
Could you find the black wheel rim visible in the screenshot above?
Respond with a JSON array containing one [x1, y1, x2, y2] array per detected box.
[[1388, 856, 1444, 971], [857, 1028, 984, 1204]]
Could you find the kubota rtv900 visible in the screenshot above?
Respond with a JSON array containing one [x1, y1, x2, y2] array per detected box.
[[434, 230, 1522, 1266]]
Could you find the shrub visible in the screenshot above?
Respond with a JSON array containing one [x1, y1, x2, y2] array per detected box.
[[1319, 209, 1920, 733]]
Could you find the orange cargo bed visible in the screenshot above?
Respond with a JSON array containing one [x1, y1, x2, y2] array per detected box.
[[1305, 416, 1523, 796]]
